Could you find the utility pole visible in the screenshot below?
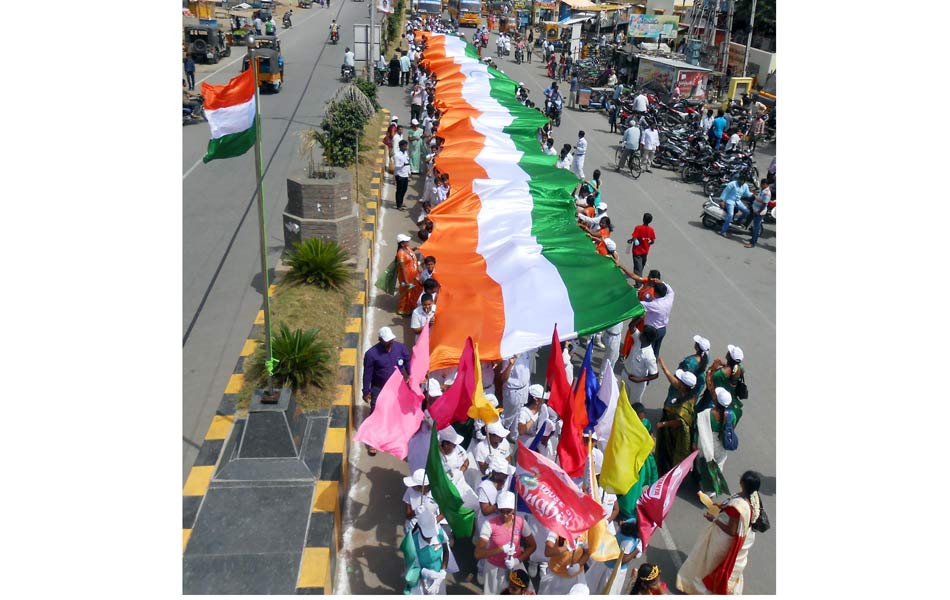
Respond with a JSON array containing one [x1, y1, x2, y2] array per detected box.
[[720, 0, 735, 74], [742, 0, 756, 77]]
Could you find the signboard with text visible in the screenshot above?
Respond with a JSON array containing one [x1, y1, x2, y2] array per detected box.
[[628, 14, 679, 39], [675, 70, 709, 100]]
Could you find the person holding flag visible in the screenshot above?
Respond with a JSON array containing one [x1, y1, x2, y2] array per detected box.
[[437, 426, 478, 510], [400, 510, 450, 595], [474, 491, 537, 594], [654, 356, 699, 475], [539, 530, 590, 594], [516, 384, 549, 448]]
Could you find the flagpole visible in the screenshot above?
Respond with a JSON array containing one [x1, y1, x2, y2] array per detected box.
[[247, 36, 275, 396]]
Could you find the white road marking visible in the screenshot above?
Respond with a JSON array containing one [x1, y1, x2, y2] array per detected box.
[[657, 525, 684, 571], [182, 157, 203, 180]]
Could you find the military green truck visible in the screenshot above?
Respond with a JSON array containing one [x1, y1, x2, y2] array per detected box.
[[184, 25, 232, 64]]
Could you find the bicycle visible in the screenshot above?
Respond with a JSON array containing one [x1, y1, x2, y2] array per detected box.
[[614, 144, 642, 179]]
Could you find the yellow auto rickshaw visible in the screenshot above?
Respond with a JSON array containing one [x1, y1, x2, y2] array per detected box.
[[241, 47, 284, 93]]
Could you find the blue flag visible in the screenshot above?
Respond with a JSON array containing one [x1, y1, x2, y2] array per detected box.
[[579, 340, 604, 431]]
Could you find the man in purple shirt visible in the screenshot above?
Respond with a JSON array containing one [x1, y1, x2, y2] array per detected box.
[[362, 326, 412, 414]]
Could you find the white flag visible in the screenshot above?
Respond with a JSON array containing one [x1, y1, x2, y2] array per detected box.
[[377, 0, 394, 14], [593, 360, 619, 443]]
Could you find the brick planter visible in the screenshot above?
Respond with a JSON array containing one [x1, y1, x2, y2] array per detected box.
[[283, 168, 359, 256]]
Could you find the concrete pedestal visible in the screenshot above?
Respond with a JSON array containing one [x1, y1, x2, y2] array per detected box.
[[283, 167, 359, 256]]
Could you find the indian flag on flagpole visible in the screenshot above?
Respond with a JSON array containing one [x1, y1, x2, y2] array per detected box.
[[201, 69, 257, 163], [418, 33, 645, 370]]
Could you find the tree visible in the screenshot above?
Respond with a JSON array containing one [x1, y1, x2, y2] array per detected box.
[[732, 0, 776, 42]]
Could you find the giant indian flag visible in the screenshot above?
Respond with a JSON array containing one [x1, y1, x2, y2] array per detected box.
[[200, 69, 257, 163], [419, 33, 644, 370]]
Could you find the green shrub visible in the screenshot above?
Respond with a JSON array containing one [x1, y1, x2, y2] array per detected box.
[[354, 78, 380, 109], [321, 98, 370, 167], [252, 323, 333, 390], [285, 238, 350, 289]]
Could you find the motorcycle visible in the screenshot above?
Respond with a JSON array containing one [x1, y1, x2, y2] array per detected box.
[[545, 96, 563, 126], [374, 64, 387, 86], [652, 139, 690, 170], [514, 46, 524, 64], [183, 95, 206, 125], [701, 195, 775, 232], [341, 64, 355, 83], [282, 13, 292, 28], [330, 29, 339, 44]]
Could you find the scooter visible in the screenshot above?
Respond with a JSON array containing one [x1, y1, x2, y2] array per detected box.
[[330, 30, 339, 44], [282, 13, 292, 28], [545, 96, 563, 126], [341, 64, 355, 83], [701, 195, 775, 231], [183, 96, 206, 125]]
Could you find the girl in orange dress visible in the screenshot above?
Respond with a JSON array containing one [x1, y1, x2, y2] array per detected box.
[[396, 233, 422, 316]]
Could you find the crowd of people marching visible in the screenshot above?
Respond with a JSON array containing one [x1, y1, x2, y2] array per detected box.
[[366, 12, 769, 596]]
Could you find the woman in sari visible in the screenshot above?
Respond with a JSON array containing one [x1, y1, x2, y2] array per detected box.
[[679, 335, 710, 402], [693, 387, 737, 496], [654, 356, 698, 475], [407, 119, 424, 175], [395, 233, 422, 316], [676, 471, 763, 595], [696, 345, 744, 420]]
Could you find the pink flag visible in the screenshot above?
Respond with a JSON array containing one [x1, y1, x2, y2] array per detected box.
[[428, 337, 475, 429], [515, 441, 604, 546], [408, 319, 431, 394], [353, 367, 424, 460], [636, 450, 698, 549]]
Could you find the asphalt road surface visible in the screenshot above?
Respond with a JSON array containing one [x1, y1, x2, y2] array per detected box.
[[337, 27, 776, 595], [182, 3, 380, 481]]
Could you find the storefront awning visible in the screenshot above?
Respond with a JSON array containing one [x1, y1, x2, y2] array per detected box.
[[560, 0, 597, 9]]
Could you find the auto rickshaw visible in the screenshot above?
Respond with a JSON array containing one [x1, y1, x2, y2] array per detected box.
[[242, 47, 284, 93]]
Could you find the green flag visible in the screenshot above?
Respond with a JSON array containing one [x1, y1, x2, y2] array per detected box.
[[426, 425, 475, 539]]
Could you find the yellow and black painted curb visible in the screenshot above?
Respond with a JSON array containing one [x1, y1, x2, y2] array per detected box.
[[293, 107, 390, 594], [183, 109, 390, 595]]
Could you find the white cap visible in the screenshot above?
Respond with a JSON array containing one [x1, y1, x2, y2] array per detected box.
[[417, 508, 439, 538], [693, 335, 711, 353], [568, 583, 590, 595], [403, 468, 428, 488], [727, 344, 744, 362], [396, 233, 412, 243], [497, 491, 516, 510], [487, 420, 508, 438], [715, 387, 733, 407], [484, 393, 499, 408], [597, 202, 608, 211], [379, 326, 396, 342], [604, 238, 617, 253], [411, 118, 419, 125], [490, 455, 515, 475], [528, 384, 545, 399], [438, 426, 463, 446], [391, 116, 399, 122], [675, 369, 697, 388], [427, 378, 443, 398]]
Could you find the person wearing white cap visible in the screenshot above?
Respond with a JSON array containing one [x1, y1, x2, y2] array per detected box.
[[401, 509, 450, 595], [694, 387, 737, 496], [395, 233, 421, 315], [700, 344, 746, 419], [499, 352, 532, 439], [539, 527, 590, 594], [473, 455, 517, 586], [402, 468, 446, 534], [438, 426, 479, 510], [622, 324, 659, 405], [674, 335, 711, 407], [362, 327, 412, 455], [517, 384, 550, 448], [473, 419, 512, 477], [654, 355, 700, 475], [474, 490, 537, 594], [407, 117, 424, 175]]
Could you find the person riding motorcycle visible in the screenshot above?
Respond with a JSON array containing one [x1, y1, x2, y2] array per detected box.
[[283, 9, 292, 27], [182, 79, 203, 120], [330, 20, 340, 42], [341, 47, 355, 78], [375, 54, 388, 84]]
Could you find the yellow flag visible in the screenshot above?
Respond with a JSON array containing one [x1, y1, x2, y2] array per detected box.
[[587, 438, 621, 561], [599, 382, 655, 495], [467, 343, 502, 424]]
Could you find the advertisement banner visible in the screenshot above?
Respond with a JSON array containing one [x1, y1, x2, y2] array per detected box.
[[675, 70, 709, 100], [636, 450, 698, 549], [637, 60, 676, 93], [628, 14, 679, 39]]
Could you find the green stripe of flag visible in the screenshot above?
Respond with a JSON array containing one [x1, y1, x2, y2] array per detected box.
[[202, 117, 257, 164]]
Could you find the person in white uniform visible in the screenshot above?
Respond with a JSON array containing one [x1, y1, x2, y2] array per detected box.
[[402, 468, 447, 534], [499, 352, 532, 438], [438, 426, 478, 510], [622, 325, 659, 405], [516, 384, 551, 448]]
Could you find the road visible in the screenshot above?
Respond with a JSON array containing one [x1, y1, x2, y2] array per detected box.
[[338, 27, 776, 595], [182, 3, 378, 481]]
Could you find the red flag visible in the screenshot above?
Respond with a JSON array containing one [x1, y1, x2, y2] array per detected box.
[[545, 325, 572, 417], [428, 336, 475, 429], [515, 441, 603, 546], [636, 450, 698, 549], [555, 366, 590, 479]]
